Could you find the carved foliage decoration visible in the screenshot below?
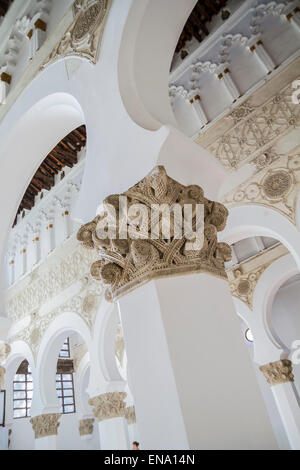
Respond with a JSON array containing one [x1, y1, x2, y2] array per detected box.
[[260, 360, 294, 386], [77, 166, 231, 302], [125, 406, 136, 425], [42, 0, 112, 68], [79, 418, 94, 436], [0, 343, 11, 391], [30, 413, 61, 439], [229, 266, 268, 310], [88, 392, 127, 422], [222, 153, 300, 225]]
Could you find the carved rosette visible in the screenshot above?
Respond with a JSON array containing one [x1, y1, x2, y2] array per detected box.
[[260, 360, 294, 386], [88, 392, 127, 422], [125, 406, 136, 425], [77, 165, 231, 301], [30, 413, 61, 439], [79, 418, 95, 436]]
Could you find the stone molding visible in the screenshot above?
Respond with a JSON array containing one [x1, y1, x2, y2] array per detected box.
[[125, 406, 136, 425], [42, 0, 112, 68], [79, 418, 95, 436], [88, 392, 127, 422], [260, 360, 294, 386], [30, 413, 61, 439], [77, 165, 231, 302]]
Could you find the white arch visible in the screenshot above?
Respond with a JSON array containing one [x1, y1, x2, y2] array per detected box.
[[249, 254, 299, 364], [221, 204, 300, 269], [118, 0, 197, 130], [34, 312, 92, 415], [88, 300, 125, 399]]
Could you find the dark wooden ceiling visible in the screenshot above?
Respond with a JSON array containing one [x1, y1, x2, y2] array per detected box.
[[175, 0, 229, 56], [14, 125, 86, 225], [0, 0, 13, 17]]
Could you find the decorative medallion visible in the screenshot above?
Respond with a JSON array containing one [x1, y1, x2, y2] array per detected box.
[[262, 170, 293, 200]]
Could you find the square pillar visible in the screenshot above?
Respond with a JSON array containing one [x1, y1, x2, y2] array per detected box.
[[118, 273, 278, 450]]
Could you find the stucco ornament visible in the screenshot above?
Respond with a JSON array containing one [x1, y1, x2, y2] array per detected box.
[[222, 153, 300, 225], [42, 0, 112, 68], [115, 324, 125, 367], [260, 360, 294, 386], [79, 418, 95, 436], [125, 406, 136, 425], [30, 413, 61, 439], [88, 392, 127, 422], [77, 165, 231, 302], [0, 343, 11, 363]]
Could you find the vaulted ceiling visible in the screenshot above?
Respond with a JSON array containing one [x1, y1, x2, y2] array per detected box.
[[175, 0, 228, 56], [14, 125, 86, 225]]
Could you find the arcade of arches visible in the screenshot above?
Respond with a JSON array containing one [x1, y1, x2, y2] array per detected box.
[[0, 0, 300, 451]]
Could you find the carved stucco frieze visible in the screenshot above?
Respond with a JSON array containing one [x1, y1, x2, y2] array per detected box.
[[77, 166, 232, 302], [6, 240, 104, 358], [221, 153, 300, 225], [89, 392, 127, 422], [30, 413, 61, 439], [195, 79, 300, 170], [125, 406, 136, 425], [227, 243, 288, 310], [79, 418, 95, 436], [260, 360, 294, 386], [42, 0, 112, 69]]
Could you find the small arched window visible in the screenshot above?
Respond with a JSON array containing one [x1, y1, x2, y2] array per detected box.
[[13, 360, 33, 419], [56, 338, 76, 414]]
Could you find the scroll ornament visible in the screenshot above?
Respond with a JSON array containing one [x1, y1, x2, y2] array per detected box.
[[77, 166, 231, 301]]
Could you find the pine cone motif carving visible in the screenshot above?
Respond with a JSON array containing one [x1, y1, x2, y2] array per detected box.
[[88, 392, 127, 422], [30, 413, 61, 439], [260, 360, 294, 386], [79, 418, 94, 436], [77, 166, 231, 301]]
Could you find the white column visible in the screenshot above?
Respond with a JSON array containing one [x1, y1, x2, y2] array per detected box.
[[30, 413, 60, 451], [34, 435, 58, 450], [260, 360, 300, 450], [98, 417, 129, 450], [250, 40, 275, 74], [29, 19, 47, 59], [287, 8, 300, 33], [118, 274, 278, 450], [89, 392, 129, 450], [0, 80, 8, 104], [189, 94, 208, 128], [219, 68, 240, 102]]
